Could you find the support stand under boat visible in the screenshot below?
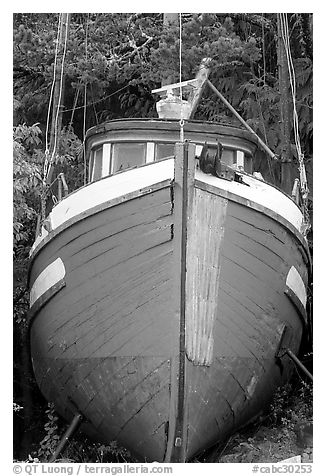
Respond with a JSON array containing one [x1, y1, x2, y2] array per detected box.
[[275, 327, 313, 382], [48, 413, 83, 462], [279, 349, 313, 382]]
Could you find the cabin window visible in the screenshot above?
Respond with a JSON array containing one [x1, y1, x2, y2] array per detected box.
[[90, 146, 103, 182], [221, 149, 253, 173], [111, 143, 146, 173], [221, 149, 237, 168], [244, 154, 253, 174], [155, 143, 175, 161]]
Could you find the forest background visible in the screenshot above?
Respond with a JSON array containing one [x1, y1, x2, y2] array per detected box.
[[11, 12, 313, 462]]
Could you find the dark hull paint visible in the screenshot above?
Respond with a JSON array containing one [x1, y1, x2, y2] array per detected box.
[[29, 181, 309, 461]]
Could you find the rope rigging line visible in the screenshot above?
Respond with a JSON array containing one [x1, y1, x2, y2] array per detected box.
[[63, 83, 131, 114], [43, 13, 69, 187], [43, 14, 62, 183], [279, 13, 310, 231], [40, 13, 69, 222], [83, 13, 90, 185], [68, 84, 81, 130], [179, 13, 184, 143], [257, 13, 276, 185], [280, 15, 301, 156], [50, 13, 69, 172]]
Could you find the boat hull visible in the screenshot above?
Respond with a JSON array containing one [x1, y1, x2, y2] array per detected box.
[[29, 157, 309, 461]]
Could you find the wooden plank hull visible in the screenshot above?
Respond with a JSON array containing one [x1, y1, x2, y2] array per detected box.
[[183, 186, 308, 457], [29, 160, 309, 461]]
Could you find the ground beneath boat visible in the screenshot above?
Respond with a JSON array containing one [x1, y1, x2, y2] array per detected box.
[[194, 379, 313, 464], [206, 420, 313, 463]]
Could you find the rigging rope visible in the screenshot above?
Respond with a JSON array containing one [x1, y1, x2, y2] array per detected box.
[[179, 13, 184, 143], [50, 13, 69, 170], [43, 13, 69, 186], [83, 13, 90, 185], [41, 13, 69, 221], [279, 13, 310, 231], [43, 14, 62, 183], [63, 83, 130, 113], [257, 14, 276, 185], [68, 84, 80, 130]]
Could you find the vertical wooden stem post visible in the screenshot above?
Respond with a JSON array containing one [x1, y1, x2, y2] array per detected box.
[[167, 141, 195, 463]]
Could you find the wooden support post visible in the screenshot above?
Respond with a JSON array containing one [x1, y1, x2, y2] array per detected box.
[[285, 349, 313, 382], [207, 80, 277, 162], [188, 58, 211, 119], [48, 413, 83, 462]]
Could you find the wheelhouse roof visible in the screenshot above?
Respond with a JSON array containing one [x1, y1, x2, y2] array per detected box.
[[86, 118, 258, 155]]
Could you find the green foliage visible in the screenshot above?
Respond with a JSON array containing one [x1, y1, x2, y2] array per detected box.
[[13, 403, 24, 412], [50, 127, 84, 194], [13, 13, 313, 157], [13, 123, 43, 326], [268, 380, 313, 431], [60, 439, 133, 463], [13, 123, 83, 323], [294, 57, 313, 148], [13, 123, 42, 249], [36, 403, 132, 463], [37, 403, 60, 461]]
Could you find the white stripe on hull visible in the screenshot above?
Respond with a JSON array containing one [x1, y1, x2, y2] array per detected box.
[[286, 266, 307, 308], [196, 169, 303, 232], [30, 258, 66, 307], [31, 159, 305, 253]]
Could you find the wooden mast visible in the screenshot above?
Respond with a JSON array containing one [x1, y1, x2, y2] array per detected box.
[[162, 14, 179, 86], [277, 13, 293, 195]]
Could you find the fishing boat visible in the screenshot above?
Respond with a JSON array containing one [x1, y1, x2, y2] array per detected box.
[[28, 59, 311, 462]]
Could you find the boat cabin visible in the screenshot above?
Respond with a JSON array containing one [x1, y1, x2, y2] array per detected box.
[[86, 118, 257, 183]]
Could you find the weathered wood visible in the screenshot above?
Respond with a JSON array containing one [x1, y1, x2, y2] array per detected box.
[[29, 119, 310, 462], [169, 142, 196, 462], [29, 179, 172, 263], [195, 179, 310, 264], [179, 184, 306, 456], [188, 58, 211, 118], [185, 188, 227, 366]]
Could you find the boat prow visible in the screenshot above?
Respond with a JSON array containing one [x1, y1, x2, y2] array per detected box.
[[28, 120, 310, 462]]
